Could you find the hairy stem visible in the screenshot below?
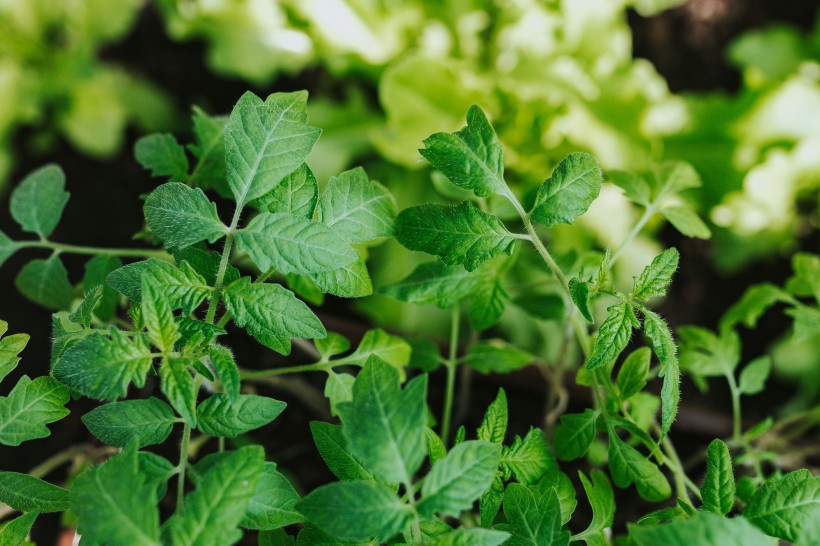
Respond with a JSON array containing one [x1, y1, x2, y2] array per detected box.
[[440, 306, 461, 444], [176, 422, 192, 507], [20, 240, 171, 260], [610, 205, 655, 266], [240, 362, 328, 379]]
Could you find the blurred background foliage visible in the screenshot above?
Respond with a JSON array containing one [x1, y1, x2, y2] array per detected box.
[[2, 0, 820, 400]]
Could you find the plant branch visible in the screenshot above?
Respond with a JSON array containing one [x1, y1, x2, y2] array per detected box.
[[440, 306, 461, 444]]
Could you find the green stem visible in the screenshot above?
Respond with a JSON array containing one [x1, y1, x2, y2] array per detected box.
[[177, 423, 192, 507], [19, 240, 171, 260], [610, 205, 655, 266], [726, 372, 743, 443], [240, 362, 328, 379], [661, 432, 694, 504], [440, 307, 461, 444]]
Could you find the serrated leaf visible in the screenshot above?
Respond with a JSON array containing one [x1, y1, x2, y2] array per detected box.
[[419, 105, 507, 198], [316, 167, 396, 244], [307, 257, 373, 298], [161, 446, 264, 546], [173, 248, 240, 287], [480, 473, 505, 528], [315, 333, 350, 360], [324, 372, 355, 417], [495, 484, 570, 546], [477, 389, 507, 444], [10, 164, 69, 237], [418, 440, 502, 518], [632, 248, 679, 301], [573, 470, 615, 545], [396, 202, 516, 271], [225, 91, 321, 207], [738, 356, 771, 395], [196, 394, 285, 437], [135, 133, 189, 180], [0, 230, 20, 269], [379, 260, 485, 308], [744, 469, 820, 541], [208, 345, 240, 404], [586, 302, 639, 370], [0, 510, 37, 545], [254, 163, 318, 218], [427, 428, 447, 464], [651, 161, 701, 199], [107, 259, 210, 314], [531, 152, 602, 227], [189, 106, 228, 194], [160, 357, 197, 426], [235, 212, 358, 275], [72, 445, 161, 546], [617, 348, 650, 400], [608, 434, 671, 502], [0, 376, 68, 446], [469, 279, 508, 330], [720, 283, 791, 330], [15, 257, 73, 310], [554, 409, 599, 461], [569, 278, 594, 323], [609, 170, 652, 207], [343, 329, 411, 370], [0, 324, 28, 384], [297, 481, 412, 542], [426, 528, 510, 546], [464, 341, 533, 374], [643, 310, 680, 435], [53, 330, 153, 401], [224, 278, 326, 355], [82, 255, 123, 321], [82, 397, 177, 448], [678, 326, 740, 377], [177, 318, 226, 347], [534, 470, 577, 526], [702, 439, 735, 515], [139, 452, 176, 500], [661, 205, 711, 239], [69, 285, 103, 327], [143, 182, 227, 250], [242, 462, 303, 531], [310, 421, 375, 482], [0, 472, 69, 512], [501, 428, 555, 485], [141, 278, 180, 353], [787, 252, 820, 302], [630, 513, 770, 546], [336, 357, 427, 484]]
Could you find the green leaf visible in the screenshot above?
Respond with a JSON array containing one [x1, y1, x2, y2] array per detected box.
[[617, 348, 650, 400], [554, 409, 599, 461], [464, 341, 533, 374], [135, 134, 189, 180], [427, 428, 447, 464], [307, 258, 373, 298], [0, 511, 37, 545], [632, 248, 679, 301], [297, 481, 412, 542], [513, 292, 565, 321], [160, 357, 197, 426], [643, 310, 680, 435], [53, 330, 153, 401], [0, 376, 69, 446], [224, 278, 326, 355], [0, 230, 20, 269], [325, 372, 355, 417], [143, 182, 227, 250], [787, 252, 820, 302], [396, 202, 516, 271], [188, 106, 228, 194], [336, 357, 427, 484], [573, 470, 615, 545], [477, 388, 507, 444], [379, 260, 485, 308], [242, 462, 303, 531], [0, 472, 69, 512], [162, 446, 264, 546], [235, 212, 358, 275], [310, 421, 375, 483], [788, 305, 820, 342], [531, 152, 602, 227], [315, 333, 350, 360], [225, 91, 321, 207], [316, 167, 397, 244], [495, 484, 570, 546], [630, 513, 770, 546], [10, 164, 70, 237], [208, 345, 240, 404], [286, 273, 325, 306], [82, 397, 177, 448], [344, 329, 411, 370], [651, 161, 701, 200], [660, 205, 711, 239], [609, 170, 651, 207], [469, 279, 508, 330], [535, 471, 577, 525], [678, 326, 740, 377], [255, 163, 318, 218], [419, 105, 507, 198], [139, 452, 176, 500], [83, 255, 123, 321], [739, 356, 771, 395], [425, 528, 510, 546], [720, 283, 791, 330], [69, 285, 103, 327], [173, 248, 240, 287], [608, 434, 671, 502], [197, 394, 285, 437], [702, 439, 735, 515], [480, 474, 505, 528], [15, 257, 73, 310], [500, 428, 555, 485], [744, 469, 820, 541], [568, 278, 594, 323], [141, 278, 180, 353], [0, 323, 28, 384], [72, 445, 161, 546], [418, 440, 502, 518], [586, 302, 639, 370], [177, 318, 226, 348], [107, 259, 211, 314]]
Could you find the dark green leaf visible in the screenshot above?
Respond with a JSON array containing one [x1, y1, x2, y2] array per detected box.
[[197, 394, 285, 437], [141, 278, 180, 353], [0, 376, 69, 446], [15, 257, 73, 310], [586, 302, 639, 370], [107, 259, 210, 314], [68, 285, 103, 327], [573, 470, 615, 545], [569, 278, 593, 323], [744, 469, 820, 541], [500, 428, 555, 485], [82, 255, 123, 321], [242, 462, 303, 531], [255, 163, 318, 218], [82, 397, 177, 448], [554, 409, 599, 461], [469, 279, 508, 330], [135, 133, 189, 180], [208, 345, 240, 404], [702, 439, 735, 515], [608, 434, 671, 502], [379, 260, 485, 308], [630, 513, 770, 546], [144, 182, 227, 250], [632, 248, 679, 301], [477, 389, 507, 444], [464, 341, 533, 374], [310, 421, 375, 483], [316, 167, 396, 244], [160, 357, 197, 426], [617, 348, 650, 400], [495, 484, 570, 546], [0, 230, 19, 269], [10, 164, 69, 237], [0, 472, 69, 513], [0, 511, 37, 545], [531, 152, 602, 227]]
